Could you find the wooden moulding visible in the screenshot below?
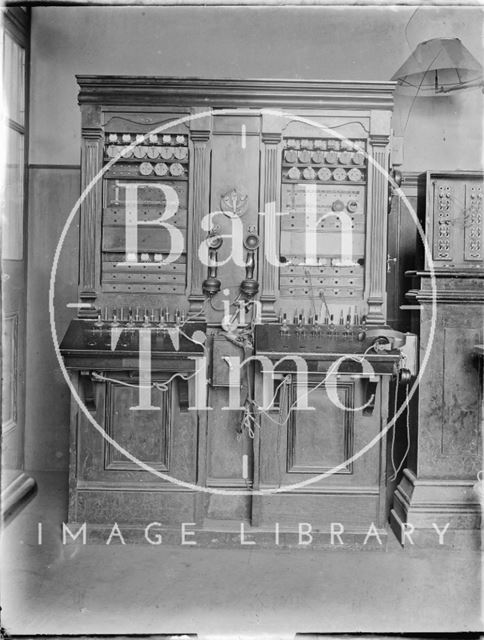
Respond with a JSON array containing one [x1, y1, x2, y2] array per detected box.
[[77, 76, 396, 110]]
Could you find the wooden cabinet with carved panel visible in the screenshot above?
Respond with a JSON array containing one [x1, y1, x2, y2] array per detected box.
[[60, 77, 412, 542], [390, 171, 483, 543]]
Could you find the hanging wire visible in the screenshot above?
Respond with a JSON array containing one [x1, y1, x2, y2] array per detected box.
[[91, 370, 193, 390], [390, 383, 411, 481], [263, 374, 292, 413], [209, 296, 225, 312], [402, 49, 445, 134], [178, 327, 208, 352], [183, 299, 207, 325], [248, 355, 370, 429]]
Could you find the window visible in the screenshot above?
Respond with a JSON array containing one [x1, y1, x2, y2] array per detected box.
[[2, 18, 27, 260]]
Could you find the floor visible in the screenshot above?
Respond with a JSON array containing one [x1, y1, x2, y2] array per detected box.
[[1, 471, 482, 638]]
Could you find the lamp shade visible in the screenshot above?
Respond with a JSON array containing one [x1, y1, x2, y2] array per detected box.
[[392, 37, 483, 95]]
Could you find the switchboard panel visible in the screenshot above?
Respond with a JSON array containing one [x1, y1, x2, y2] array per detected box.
[[60, 77, 415, 539]]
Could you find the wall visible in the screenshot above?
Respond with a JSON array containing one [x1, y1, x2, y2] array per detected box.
[[29, 6, 483, 169], [26, 5, 483, 470], [25, 167, 79, 471]]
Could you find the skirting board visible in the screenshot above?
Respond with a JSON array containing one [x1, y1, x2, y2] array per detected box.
[[390, 468, 482, 547]]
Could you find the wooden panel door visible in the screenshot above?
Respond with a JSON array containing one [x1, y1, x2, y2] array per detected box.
[[254, 373, 389, 529], [70, 374, 199, 526], [203, 114, 261, 523]]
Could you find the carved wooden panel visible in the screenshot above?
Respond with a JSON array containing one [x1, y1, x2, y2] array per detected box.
[[259, 126, 281, 320], [415, 293, 483, 478], [75, 375, 198, 486], [204, 126, 261, 324], [286, 380, 354, 473], [79, 134, 103, 314], [441, 327, 482, 457], [205, 387, 253, 488], [104, 382, 172, 471], [256, 374, 384, 489], [365, 139, 389, 324], [188, 124, 211, 310]]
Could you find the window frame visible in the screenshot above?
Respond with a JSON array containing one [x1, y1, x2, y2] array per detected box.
[[2, 7, 30, 263]]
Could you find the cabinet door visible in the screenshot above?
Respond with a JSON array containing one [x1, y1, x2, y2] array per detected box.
[[202, 114, 262, 522], [71, 376, 199, 526], [77, 378, 197, 484], [254, 374, 388, 528]]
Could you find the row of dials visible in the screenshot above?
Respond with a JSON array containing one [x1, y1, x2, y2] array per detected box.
[[284, 138, 365, 152], [105, 133, 188, 145], [284, 149, 365, 166], [105, 145, 189, 162], [283, 166, 364, 182], [137, 162, 185, 177]]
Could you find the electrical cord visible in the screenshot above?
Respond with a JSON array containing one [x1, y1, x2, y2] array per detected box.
[[91, 371, 193, 390], [390, 383, 411, 481], [251, 354, 375, 428], [209, 296, 225, 312], [304, 267, 318, 319]]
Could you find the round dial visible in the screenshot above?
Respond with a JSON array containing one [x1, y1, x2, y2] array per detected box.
[[347, 200, 358, 213], [317, 167, 332, 181], [298, 149, 311, 163], [325, 151, 338, 164], [106, 145, 118, 158], [162, 135, 172, 144], [332, 168, 347, 182], [339, 151, 352, 164], [139, 162, 153, 176], [154, 162, 168, 176], [120, 146, 133, 158], [134, 146, 147, 159], [170, 162, 184, 177], [353, 152, 365, 165], [332, 199, 345, 212], [175, 135, 186, 145], [284, 149, 298, 163], [303, 166, 316, 180], [174, 147, 188, 161], [160, 147, 174, 160], [311, 151, 325, 164], [122, 134, 131, 144], [288, 166, 301, 180], [348, 168, 363, 182], [108, 133, 118, 144], [147, 146, 160, 159], [149, 134, 158, 144]]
